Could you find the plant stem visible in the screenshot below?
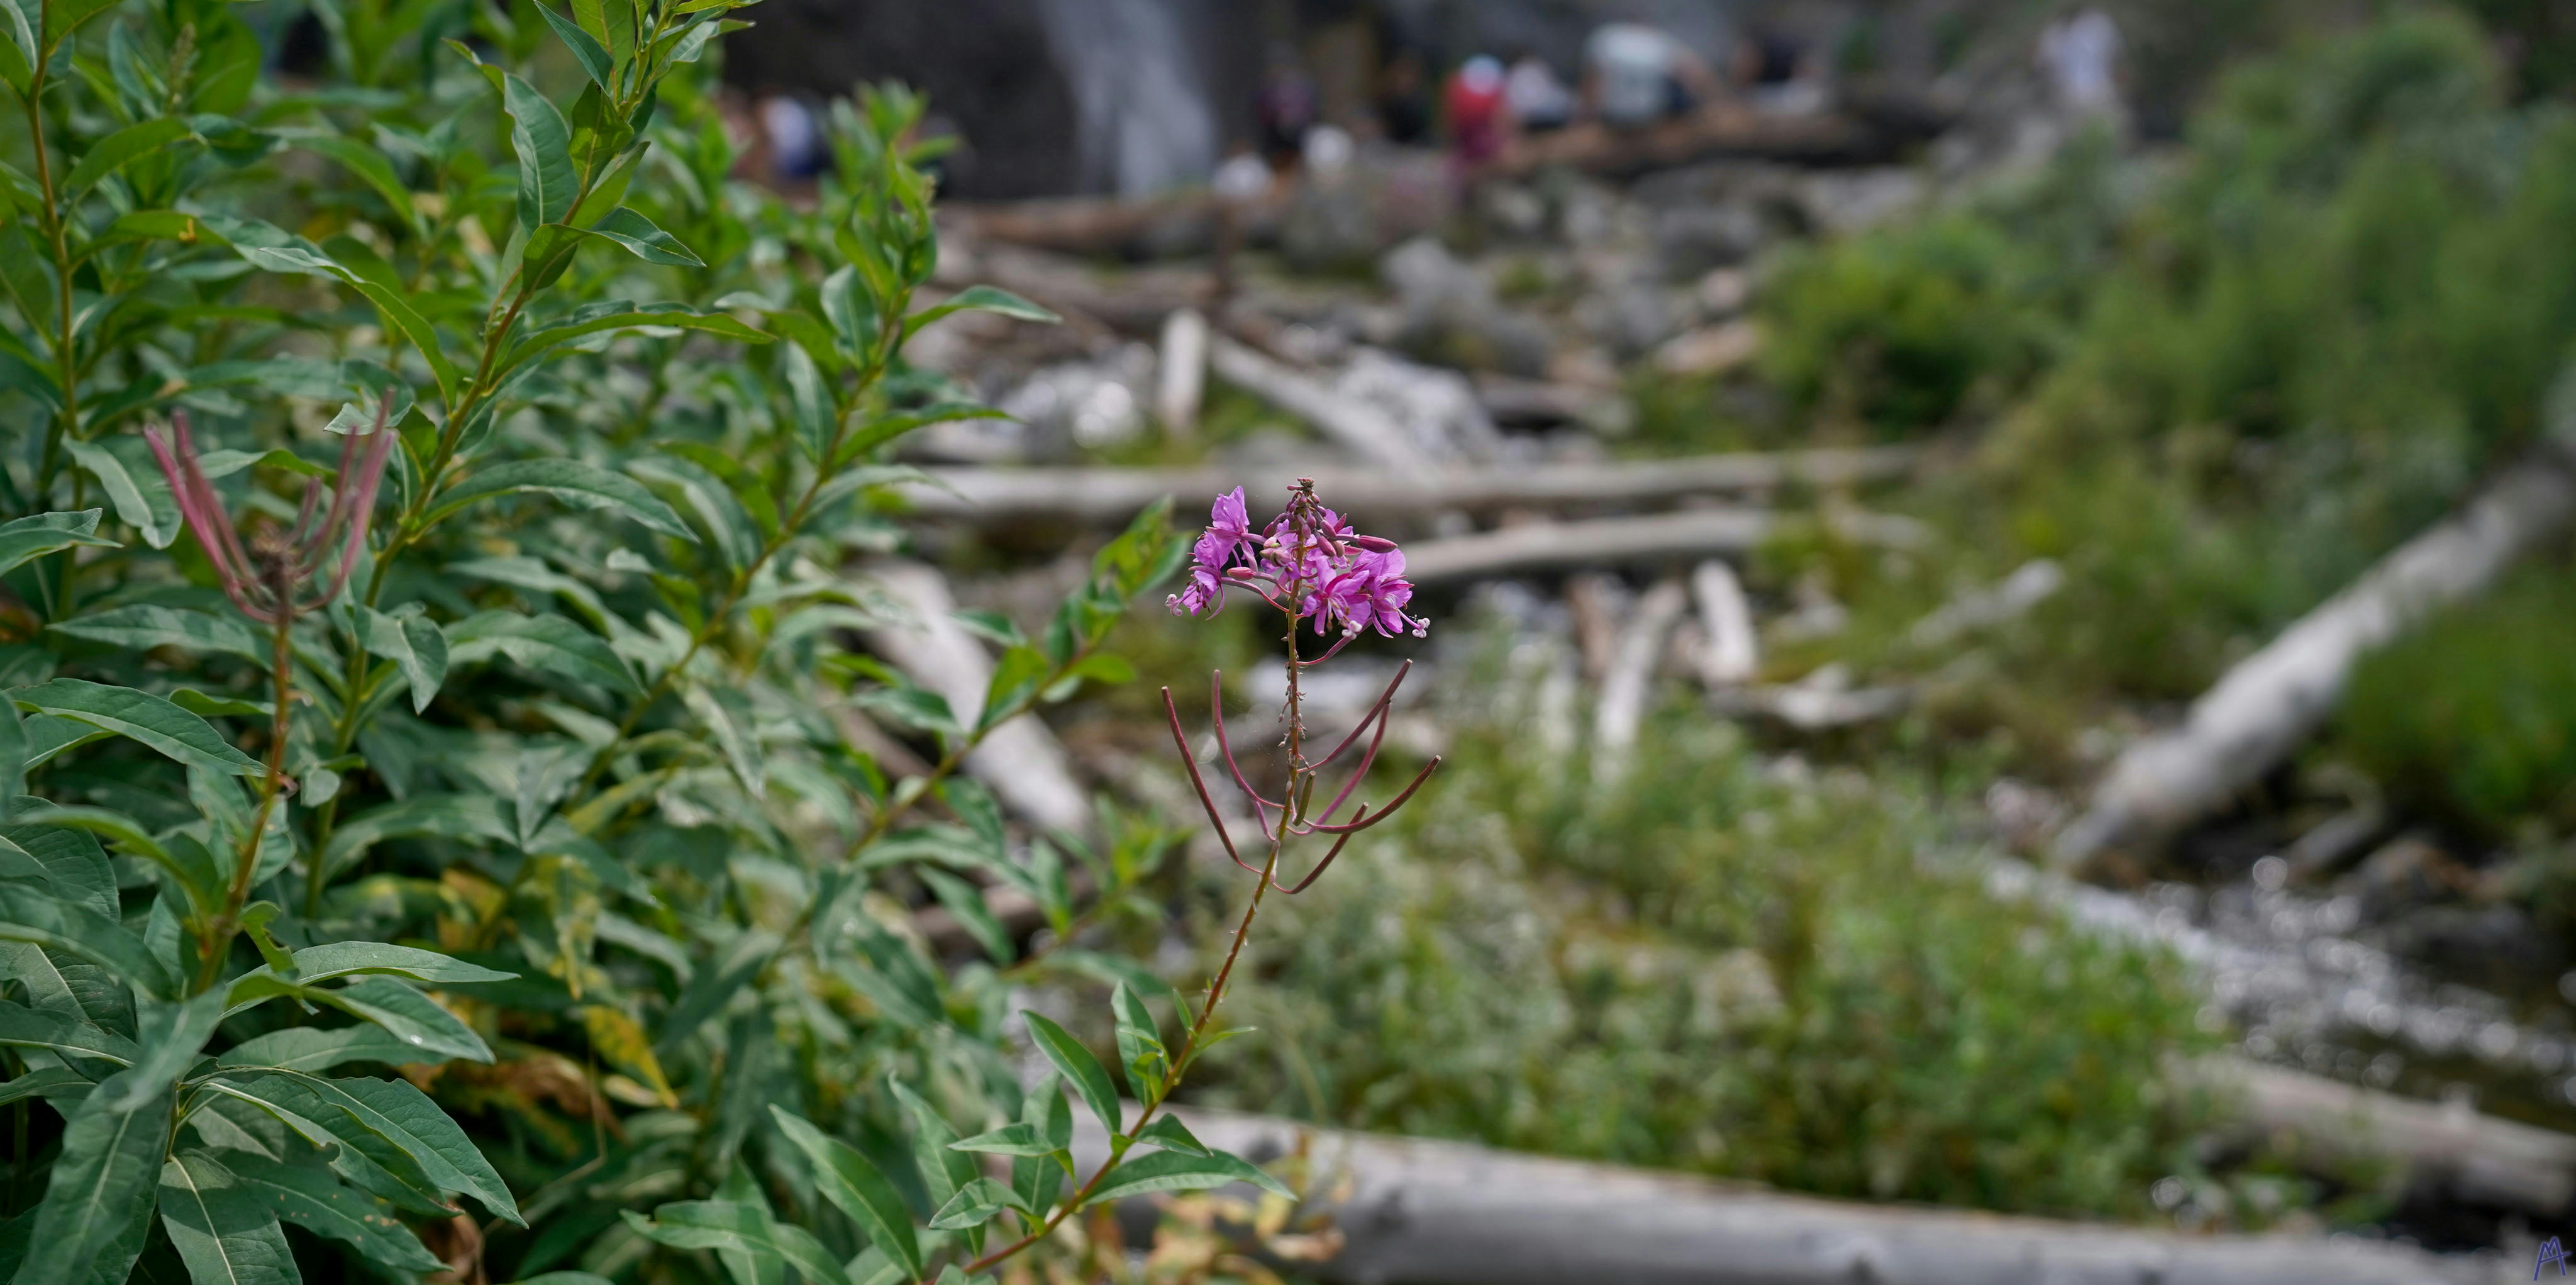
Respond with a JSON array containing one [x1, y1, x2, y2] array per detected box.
[[199, 608, 296, 993], [955, 616, 1304, 1281]]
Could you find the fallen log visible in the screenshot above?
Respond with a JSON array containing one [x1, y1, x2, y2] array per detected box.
[[2186, 1055, 2576, 1215], [1689, 559, 1759, 687], [2055, 422, 2576, 869], [1496, 104, 1884, 180], [1207, 337, 1430, 470], [1067, 1104, 2490, 1285], [891, 448, 1916, 528], [1594, 576, 1690, 780], [857, 559, 1091, 836], [1402, 509, 1928, 586]]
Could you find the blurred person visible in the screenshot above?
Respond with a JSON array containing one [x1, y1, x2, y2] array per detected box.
[[758, 92, 826, 179], [1731, 26, 1828, 115], [1505, 45, 1575, 133], [1445, 55, 1513, 170], [1582, 22, 1719, 128], [2037, 6, 2125, 118], [1378, 46, 1435, 144], [1257, 48, 1321, 168]]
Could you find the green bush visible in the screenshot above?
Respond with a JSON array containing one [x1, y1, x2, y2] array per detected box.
[[2338, 564, 2576, 832], [0, 1, 1305, 1281], [1194, 646, 2219, 1218]]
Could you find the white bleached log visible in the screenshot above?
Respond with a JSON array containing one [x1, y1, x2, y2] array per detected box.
[[1065, 1104, 2492, 1285], [1207, 335, 1430, 470], [1401, 509, 1928, 586], [891, 449, 1916, 528], [2057, 426, 2576, 868], [1689, 560, 1759, 687], [1594, 577, 1690, 780], [1157, 308, 1208, 439], [2185, 1055, 2576, 1216], [856, 559, 1090, 836]]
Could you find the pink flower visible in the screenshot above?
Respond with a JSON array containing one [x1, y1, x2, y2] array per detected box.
[[1167, 530, 1235, 617], [1208, 486, 1255, 564]]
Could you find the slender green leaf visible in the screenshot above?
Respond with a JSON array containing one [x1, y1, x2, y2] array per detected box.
[[0, 883, 174, 998], [1022, 1011, 1121, 1138], [425, 458, 694, 539], [9, 679, 262, 776], [1082, 1148, 1294, 1204], [906, 285, 1059, 335], [502, 72, 576, 229], [445, 612, 641, 696], [294, 135, 419, 233], [0, 510, 118, 577], [766, 1106, 921, 1277], [14, 1088, 170, 1285], [926, 1177, 1024, 1231], [362, 608, 450, 714], [158, 1152, 299, 1285], [586, 207, 702, 266], [1129, 1114, 1210, 1158], [50, 605, 263, 661], [535, 3, 613, 92], [60, 118, 195, 202], [222, 1150, 445, 1274], [0, 998, 138, 1065], [218, 1026, 431, 1074], [63, 440, 177, 550]]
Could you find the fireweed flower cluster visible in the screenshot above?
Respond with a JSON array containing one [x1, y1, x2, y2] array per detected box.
[[1169, 482, 1428, 657], [1163, 480, 1440, 897], [144, 392, 397, 625]]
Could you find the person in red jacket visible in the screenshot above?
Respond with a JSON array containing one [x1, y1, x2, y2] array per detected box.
[[1445, 55, 1511, 172]]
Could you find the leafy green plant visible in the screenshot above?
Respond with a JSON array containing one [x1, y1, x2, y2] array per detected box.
[[0, 1, 1323, 1282], [2337, 563, 2576, 833], [1191, 634, 2219, 1220]]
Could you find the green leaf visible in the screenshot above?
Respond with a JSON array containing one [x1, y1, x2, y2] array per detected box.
[[251, 1074, 521, 1225], [948, 609, 1026, 649], [9, 679, 263, 776], [919, 867, 1011, 965], [423, 458, 697, 540], [0, 998, 139, 1065], [0, 509, 118, 576], [925, 1177, 1024, 1231], [0, 1066, 92, 1106], [158, 1152, 299, 1285], [221, 1150, 446, 1274], [50, 605, 264, 661], [1130, 1114, 1210, 1158], [445, 612, 641, 696], [95, 991, 227, 1113], [891, 1078, 979, 1226], [311, 977, 495, 1062], [907, 286, 1059, 336], [294, 135, 420, 234], [1112, 984, 1169, 1099], [341, 276, 459, 401], [3, 804, 117, 918], [318, 794, 514, 882], [765, 1106, 922, 1278], [362, 608, 450, 715], [42, 0, 122, 46], [1082, 1148, 1294, 1204], [1021, 1011, 1123, 1138], [228, 941, 512, 998], [63, 439, 178, 550], [218, 1026, 433, 1074], [499, 302, 768, 377], [60, 118, 195, 203], [0, 883, 175, 998], [14, 1088, 170, 1285], [780, 340, 835, 461], [535, 3, 614, 92], [586, 207, 703, 267], [623, 1203, 852, 1285], [502, 72, 576, 230], [946, 1122, 1057, 1157], [0, 701, 23, 822]]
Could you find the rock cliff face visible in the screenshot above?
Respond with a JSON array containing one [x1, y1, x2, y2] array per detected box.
[[723, 0, 1251, 199]]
